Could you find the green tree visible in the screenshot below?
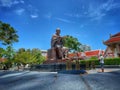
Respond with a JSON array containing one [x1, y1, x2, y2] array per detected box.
[[31, 48, 46, 64], [0, 21, 19, 46], [0, 48, 5, 58], [14, 48, 29, 66], [3, 46, 15, 69], [13, 48, 46, 67], [0, 21, 19, 69], [17, 48, 25, 54], [63, 35, 82, 52], [4, 46, 15, 60]]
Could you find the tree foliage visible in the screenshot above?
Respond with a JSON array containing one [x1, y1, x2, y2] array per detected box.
[[0, 47, 46, 69], [1, 46, 15, 69], [0, 48, 5, 58], [4, 46, 15, 60], [63, 35, 82, 52], [0, 21, 19, 46], [13, 48, 46, 66]]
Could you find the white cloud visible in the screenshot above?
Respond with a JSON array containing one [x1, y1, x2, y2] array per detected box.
[[80, 24, 84, 28], [0, 0, 24, 7], [20, 0, 24, 4], [0, 0, 12, 7], [27, 4, 39, 19], [15, 8, 25, 15], [101, 0, 115, 11], [13, 0, 19, 4], [44, 13, 52, 19], [87, 0, 120, 21], [55, 17, 75, 23], [27, 4, 38, 13], [87, 4, 105, 21], [65, 0, 120, 21], [64, 13, 84, 18], [30, 14, 39, 18]]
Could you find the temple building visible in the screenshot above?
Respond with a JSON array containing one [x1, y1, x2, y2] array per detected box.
[[83, 50, 104, 59], [68, 50, 104, 60], [104, 32, 120, 58]]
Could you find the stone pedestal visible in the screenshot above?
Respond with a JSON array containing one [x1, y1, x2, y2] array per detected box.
[[47, 48, 56, 60], [47, 47, 63, 61]]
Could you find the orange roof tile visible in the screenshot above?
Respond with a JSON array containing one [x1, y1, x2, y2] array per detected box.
[[85, 50, 100, 57], [68, 53, 77, 58], [0, 58, 6, 62], [111, 32, 120, 37], [67, 50, 104, 58], [105, 36, 120, 44], [104, 32, 120, 44]]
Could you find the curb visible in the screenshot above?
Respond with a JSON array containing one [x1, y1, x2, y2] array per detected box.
[[96, 65, 120, 68]]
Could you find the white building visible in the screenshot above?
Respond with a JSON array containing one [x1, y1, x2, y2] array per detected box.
[[41, 50, 47, 57], [80, 44, 91, 51]]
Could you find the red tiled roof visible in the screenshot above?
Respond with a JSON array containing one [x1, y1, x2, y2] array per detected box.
[[68, 53, 77, 58], [85, 50, 100, 57], [76, 52, 82, 57], [111, 32, 120, 37], [104, 32, 120, 44], [67, 50, 104, 58], [68, 52, 83, 58], [104, 36, 120, 44], [0, 58, 6, 62]]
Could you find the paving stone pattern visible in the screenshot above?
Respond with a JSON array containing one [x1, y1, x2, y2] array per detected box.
[[0, 70, 120, 90]]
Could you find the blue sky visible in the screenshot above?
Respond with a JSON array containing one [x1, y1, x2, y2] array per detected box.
[[0, 0, 120, 50]]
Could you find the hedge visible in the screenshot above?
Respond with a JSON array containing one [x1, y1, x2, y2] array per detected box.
[[79, 58, 120, 65]]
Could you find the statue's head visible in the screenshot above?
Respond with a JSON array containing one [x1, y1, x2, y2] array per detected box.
[[56, 28, 60, 35]]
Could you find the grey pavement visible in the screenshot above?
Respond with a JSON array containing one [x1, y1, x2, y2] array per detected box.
[[87, 68, 120, 74], [0, 70, 120, 90], [83, 70, 120, 90]]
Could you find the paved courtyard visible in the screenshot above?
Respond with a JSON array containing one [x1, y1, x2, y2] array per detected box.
[[0, 70, 120, 90]]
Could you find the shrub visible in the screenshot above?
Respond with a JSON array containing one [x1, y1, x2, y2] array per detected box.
[[79, 58, 120, 65]]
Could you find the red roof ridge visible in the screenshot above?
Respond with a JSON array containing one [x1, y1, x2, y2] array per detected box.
[[104, 32, 120, 44], [111, 32, 120, 37], [105, 36, 120, 44], [111, 36, 120, 39], [85, 49, 102, 52]]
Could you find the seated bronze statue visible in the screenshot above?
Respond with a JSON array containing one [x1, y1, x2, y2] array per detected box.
[[51, 28, 63, 59]]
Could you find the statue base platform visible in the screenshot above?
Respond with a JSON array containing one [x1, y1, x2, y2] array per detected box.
[[30, 63, 66, 72], [30, 62, 86, 72], [43, 58, 70, 64], [30, 64, 87, 74]]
